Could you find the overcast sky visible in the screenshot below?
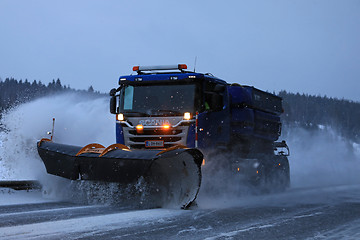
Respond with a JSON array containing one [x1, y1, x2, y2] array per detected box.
[[1, 0, 359, 101]]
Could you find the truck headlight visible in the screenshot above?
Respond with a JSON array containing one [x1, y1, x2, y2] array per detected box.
[[117, 113, 124, 121], [183, 112, 191, 120]]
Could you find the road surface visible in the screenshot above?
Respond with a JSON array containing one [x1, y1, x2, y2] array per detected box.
[[1, 183, 360, 239]]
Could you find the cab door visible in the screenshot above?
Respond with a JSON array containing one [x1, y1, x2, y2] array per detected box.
[[197, 81, 230, 151]]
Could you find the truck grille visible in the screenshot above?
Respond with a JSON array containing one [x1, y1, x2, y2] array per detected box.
[[129, 136, 182, 142], [128, 129, 182, 135], [123, 125, 189, 149]]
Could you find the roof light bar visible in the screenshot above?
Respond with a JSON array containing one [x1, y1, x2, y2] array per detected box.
[[132, 64, 187, 72], [178, 64, 187, 70], [132, 66, 139, 71]]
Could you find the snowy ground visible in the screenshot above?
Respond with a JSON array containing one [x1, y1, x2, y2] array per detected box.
[[1, 184, 360, 239]]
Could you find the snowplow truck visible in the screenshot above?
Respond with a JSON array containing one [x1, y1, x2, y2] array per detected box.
[[37, 64, 289, 209], [110, 64, 290, 189]]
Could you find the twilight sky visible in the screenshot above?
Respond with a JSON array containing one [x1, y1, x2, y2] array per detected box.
[[1, 0, 359, 101]]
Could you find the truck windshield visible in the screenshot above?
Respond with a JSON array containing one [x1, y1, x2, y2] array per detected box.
[[121, 84, 196, 115]]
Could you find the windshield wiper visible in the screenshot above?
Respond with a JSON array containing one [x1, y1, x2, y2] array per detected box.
[[153, 110, 182, 115], [122, 111, 149, 116]]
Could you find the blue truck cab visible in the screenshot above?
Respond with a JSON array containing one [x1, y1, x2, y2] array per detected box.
[[110, 64, 284, 154], [109, 64, 290, 189]]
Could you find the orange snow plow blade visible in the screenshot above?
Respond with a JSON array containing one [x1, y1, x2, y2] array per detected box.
[[37, 140, 203, 208]]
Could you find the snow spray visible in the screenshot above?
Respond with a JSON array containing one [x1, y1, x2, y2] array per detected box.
[[196, 125, 360, 208], [0, 93, 113, 182], [0, 93, 155, 205]]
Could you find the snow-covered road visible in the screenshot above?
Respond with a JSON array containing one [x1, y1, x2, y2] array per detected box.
[[1, 184, 360, 240]]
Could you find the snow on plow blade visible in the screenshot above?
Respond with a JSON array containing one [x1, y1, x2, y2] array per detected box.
[[37, 140, 203, 208]]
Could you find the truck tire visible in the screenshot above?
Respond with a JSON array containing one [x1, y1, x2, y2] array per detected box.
[[266, 156, 290, 192]]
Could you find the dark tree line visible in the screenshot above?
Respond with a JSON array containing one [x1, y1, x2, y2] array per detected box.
[[279, 91, 360, 141], [0, 77, 100, 115]]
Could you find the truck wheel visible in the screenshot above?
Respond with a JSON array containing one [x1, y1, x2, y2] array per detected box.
[[270, 156, 290, 192]]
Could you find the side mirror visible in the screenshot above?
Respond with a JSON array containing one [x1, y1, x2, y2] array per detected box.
[[109, 88, 117, 96], [110, 96, 117, 114]]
